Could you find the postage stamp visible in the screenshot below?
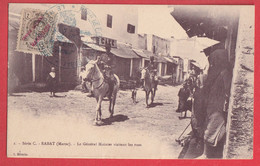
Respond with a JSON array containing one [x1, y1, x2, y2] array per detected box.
[[16, 8, 57, 55]]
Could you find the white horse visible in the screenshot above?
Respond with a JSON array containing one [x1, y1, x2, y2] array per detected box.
[[82, 60, 120, 125], [141, 68, 157, 107]]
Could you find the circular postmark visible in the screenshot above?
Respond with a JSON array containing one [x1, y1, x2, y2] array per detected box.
[[35, 4, 102, 69]]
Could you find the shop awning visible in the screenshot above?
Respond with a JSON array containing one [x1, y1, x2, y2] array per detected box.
[[164, 57, 178, 64], [142, 50, 167, 63], [111, 43, 140, 59], [191, 61, 202, 69], [83, 42, 106, 52], [156, 56, 167, 63], [132, 49, 148, 58], [142, 50, 154, 60], [55, 32, 73, 43]]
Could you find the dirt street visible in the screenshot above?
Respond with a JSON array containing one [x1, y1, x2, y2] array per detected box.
[[7, 84, 191, 159]]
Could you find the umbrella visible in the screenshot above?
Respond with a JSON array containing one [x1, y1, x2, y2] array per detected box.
[[172, 37, 216, 69], [188, 50, 209, 70]]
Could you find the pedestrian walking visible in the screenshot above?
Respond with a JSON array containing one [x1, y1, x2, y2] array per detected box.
[[176, 82, 191, 117]]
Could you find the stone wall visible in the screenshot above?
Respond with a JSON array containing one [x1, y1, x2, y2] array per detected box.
[[224, 6, 254, 159]]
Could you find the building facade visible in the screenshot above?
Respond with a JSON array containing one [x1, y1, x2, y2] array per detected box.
[[144, 34, 177, 77], [8, 4, 147, 86], [9, 4, 179, 88]]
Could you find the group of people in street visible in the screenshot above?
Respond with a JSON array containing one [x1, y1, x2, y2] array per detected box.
[[177, 47, 232, 159], [45, 41, 232, 159]]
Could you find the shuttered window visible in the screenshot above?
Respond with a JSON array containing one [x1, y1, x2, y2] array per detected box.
[[127, 24, 135, 33], [107, 14, 112, 28], [81, 8, 87, 20]]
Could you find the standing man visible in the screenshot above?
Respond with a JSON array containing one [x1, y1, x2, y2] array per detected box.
[[46, 67, 57, 97], [79, 66, 87, 93]]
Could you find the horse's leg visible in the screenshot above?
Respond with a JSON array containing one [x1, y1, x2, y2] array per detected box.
[[99, 105, 102, 118], [110, 94, 116, 118], [109, 97, 112, 117], [150, 90, 154, 104], [147, 91, 151, 107], [184, 110, 187, 118], [153, 88, 156, 99], [95, 96, 103, 121], [145, 91, 149, 107], [95, 97, 99, 121]]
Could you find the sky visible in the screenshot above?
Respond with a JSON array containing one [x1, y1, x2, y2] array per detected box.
[[138, 5, 188, 39]]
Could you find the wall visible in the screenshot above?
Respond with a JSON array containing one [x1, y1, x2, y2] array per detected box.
[[58, 4, 143, 81], [8, 29, 33, 84], [224, 7, 254, 159], [173, 57, 184, 83], [132, 58, 142, 79], [9, 4, 144, 86], [114, 57, 131, 80], [48, 41, 78, 83], [145, 34, 153, 51], [78, 5, 141, 48], [146, 34, 171, 56]]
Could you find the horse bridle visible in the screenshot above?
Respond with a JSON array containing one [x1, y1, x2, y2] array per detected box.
[[88, 63, 105, 89]]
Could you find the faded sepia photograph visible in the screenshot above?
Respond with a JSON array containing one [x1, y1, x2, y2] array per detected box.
[[8, 4, 254, 159]]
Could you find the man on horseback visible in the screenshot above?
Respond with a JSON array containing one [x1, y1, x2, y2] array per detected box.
[[97, 43, 116, 98], [141, 56, 158, 90]]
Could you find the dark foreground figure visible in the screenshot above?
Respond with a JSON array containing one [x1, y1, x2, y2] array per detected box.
[[179, 49, 232, 159]]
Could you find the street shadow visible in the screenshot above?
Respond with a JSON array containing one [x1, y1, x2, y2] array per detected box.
[[51, 95, 67, 98], [163, 102, 174, 105], [148, 102, 163, 108], [8, 94, 26, 97], [178, 116, 191, 120], [101, 114, 129, 125], [178, 140, 190, 158], [177, 131, 193, 159], [178, 137, 204, 159]]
